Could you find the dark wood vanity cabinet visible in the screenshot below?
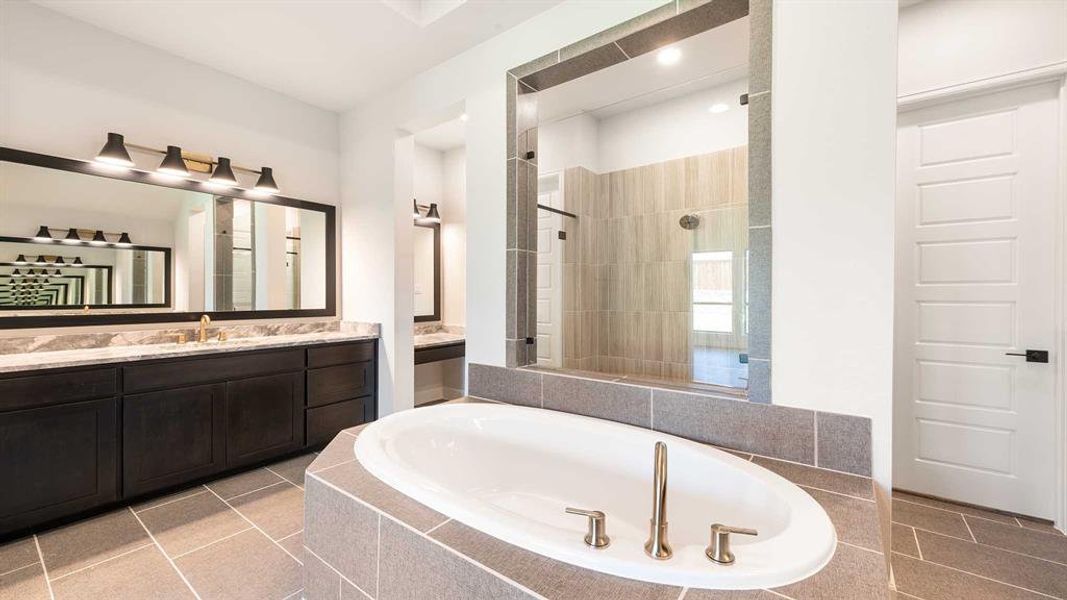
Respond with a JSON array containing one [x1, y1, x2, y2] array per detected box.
[[0, 339, 377, 540]]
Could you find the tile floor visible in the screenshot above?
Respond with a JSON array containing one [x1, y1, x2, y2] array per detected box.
[[891, 490, 1067, 600], [0, 452, 317, 600]]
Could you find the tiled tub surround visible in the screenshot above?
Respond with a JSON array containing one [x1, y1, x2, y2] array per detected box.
[[469, 363, 871, 476], [303, 411, 889, 599], [557, 148, 748, 385], [0, 319, 378, 356], [504, 0, 774, 404], [0, 453, 317, 600], [0, 321, 380, 373]]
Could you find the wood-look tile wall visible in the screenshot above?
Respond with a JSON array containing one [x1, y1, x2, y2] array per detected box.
[[561, 147, 748, 382]]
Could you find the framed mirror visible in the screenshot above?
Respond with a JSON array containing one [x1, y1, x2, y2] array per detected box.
[[413, 221, 440, 322], [0, 147, 335, 328]]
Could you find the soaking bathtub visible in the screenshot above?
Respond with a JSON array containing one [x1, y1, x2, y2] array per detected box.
[[353, 403, 836, 590]]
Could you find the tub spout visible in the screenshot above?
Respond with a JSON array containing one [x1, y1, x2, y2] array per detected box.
[[644, 441, 672, 560]]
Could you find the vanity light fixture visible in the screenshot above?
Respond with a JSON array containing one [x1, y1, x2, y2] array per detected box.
[[95, 132, 135, 167], [62, 228, 82, 244], [116, 232, 133, 247], [254, 167, 279, 194], [34, 255, 46, 266], [413, 199, 421, 219], [90, 230, 108, 246], [425, 203, 441, 224], [54, 256, 65, 266], [209, 157, 240, 187], [34, 226, 52, 241], [14, 255, 27, 265], [10, 268, 21, 278], [73, 257, 84, 266], [657, 46, 682, 66], [157, 145, 190, 177], [53, 269, 62, 276]]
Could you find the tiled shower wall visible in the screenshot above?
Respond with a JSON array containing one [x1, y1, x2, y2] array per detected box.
[[561, 147, 748, 382]]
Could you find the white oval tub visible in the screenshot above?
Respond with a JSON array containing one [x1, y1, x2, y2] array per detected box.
[[353, 403, 836, 590]]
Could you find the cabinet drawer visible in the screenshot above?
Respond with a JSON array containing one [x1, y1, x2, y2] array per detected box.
[[308, 362, 374, 408], [0, 368, 117, 412], [0, 398, 118, 537], [124, 349, 304, 393], [306, 397, 366, 447], [308, 342, 375, 368]]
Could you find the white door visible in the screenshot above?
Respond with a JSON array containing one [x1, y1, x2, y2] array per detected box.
[[895, 83, 1060, 519], [536, 174, 563, 368]]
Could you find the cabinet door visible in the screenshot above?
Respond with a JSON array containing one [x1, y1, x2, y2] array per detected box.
[[226, 372, 304, 468], [0, 398, 117, 537], [123, 384, 226, 498]]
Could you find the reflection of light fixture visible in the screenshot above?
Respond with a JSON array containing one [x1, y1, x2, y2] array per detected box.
[[34, 226, 52, 241], [54, 256, 65, 266], [73, 257, 84, 266], [91, 230, 108, 246], [63, 228, 81, 244], [254, 167, 279, 194], [425, 203, 441, 224], [413, 199, 421, 219], [210, 157, 239, 187], [14, 255, 27, 265], [708, 103, 729, 114], [34, 256, 46, 266], [95, 132, 134, 167], [657, 46, 682, 66], [11, 269, 21, 277], [117, 232, 133, 247], [53, 269, 62, 276], [157, 145, 189, 177]]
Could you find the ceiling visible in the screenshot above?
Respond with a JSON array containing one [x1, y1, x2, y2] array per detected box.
[[536, 16, 749, 124], [414, 116, 466, 152], [31, 0, 563, 112]]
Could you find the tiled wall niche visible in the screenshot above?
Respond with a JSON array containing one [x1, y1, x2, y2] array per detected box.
[[469, 363, 872, 476], [505, 0, 774, 402]]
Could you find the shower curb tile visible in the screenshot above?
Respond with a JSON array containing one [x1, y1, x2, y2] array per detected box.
[[542, 372, 652, 428], [469, 363, 542, 408]]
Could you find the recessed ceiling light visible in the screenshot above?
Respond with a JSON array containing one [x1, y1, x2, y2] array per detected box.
[[657, 47, 682, 66], [459, 113, 469, 122], [708, 103, 730, 114]]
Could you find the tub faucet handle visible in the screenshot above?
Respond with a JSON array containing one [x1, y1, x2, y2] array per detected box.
[[565, 507, 610, 548], [706, 523, 758, 565]]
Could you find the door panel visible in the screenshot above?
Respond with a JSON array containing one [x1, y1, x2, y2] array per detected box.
[[895, 83, 1059, 518], [226, 372, 304, 468], [123, 384, 226, 497]]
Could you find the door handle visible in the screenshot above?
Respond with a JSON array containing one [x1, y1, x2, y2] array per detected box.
[[1005, 350, 1049, 363]]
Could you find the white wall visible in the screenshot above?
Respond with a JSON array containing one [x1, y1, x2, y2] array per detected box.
[[341, 0, 665, 415], [771, 0, 898, 509], [539, 113, 601, 175], [898, 0, 1067, 98], [441, 147, 466, 326]]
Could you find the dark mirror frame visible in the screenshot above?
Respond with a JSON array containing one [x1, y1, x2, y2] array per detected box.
[[0, 235, 170, 310], [0, 146, 336, 329], [413, 220, 441, 323]]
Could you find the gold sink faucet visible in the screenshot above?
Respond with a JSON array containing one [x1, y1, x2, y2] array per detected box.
[[198, 314, 211, 343]]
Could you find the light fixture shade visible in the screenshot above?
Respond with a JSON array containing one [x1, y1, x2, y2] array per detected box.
[[54, 269, 62, 276], [73, 257, 84, 266], [34, 226, 52, 241], [95, 132, 134, 167], [14, 255, 26, 265], [63, 228, 81, 244], [117, 232, 133, 246], [91, 230, 108, 245], [425, 203, 441, 223], [158, 145, 189, 176], [54, 256, 65, 265], [254, 167, 279, 193], [34, 255, 46, 265], [413, 199, 421, 219], [210, 157, 239, 187], [11, 269, 21, 277]]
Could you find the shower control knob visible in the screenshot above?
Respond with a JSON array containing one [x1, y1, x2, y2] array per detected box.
[[565, 507, 610, 548]]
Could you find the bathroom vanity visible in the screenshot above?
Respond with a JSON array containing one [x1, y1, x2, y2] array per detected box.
[[0, 335, 377, 540]]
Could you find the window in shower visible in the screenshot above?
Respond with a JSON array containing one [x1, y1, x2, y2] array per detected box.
[[692, 251, 733, 333]]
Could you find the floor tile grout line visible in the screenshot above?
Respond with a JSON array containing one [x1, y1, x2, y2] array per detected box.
[[47, 541, 156, 582], [134, 487, 210, 514], [31, 535, 55, 600], [223, 478, 291, 502], [128, 507, 202, 599], [913, 518, 1067, 568], [675, 586, 688, 600], [912, 526, 923, 561], [276, 528, 303, 544], [961, 513, 977, 542], [304, 545, 374, 600], [893, 495, 1026, 527], [798, 483, 877, 504], [764, 589, 795, 599], [837, 540, 884, 556], [169, 526, 255, 560], [376, 513, 382, 598], [202, 485, 305, 567], [281, 587, 303, 600], [263, 465, 304, 489], [0, 559, 41, 578], [424, 517, 452, 536], [893, 551, 1061, 600]]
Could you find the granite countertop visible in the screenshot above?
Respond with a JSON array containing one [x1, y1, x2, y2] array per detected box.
[[0, 331, 378, 374], [414, 331, 465, 350]]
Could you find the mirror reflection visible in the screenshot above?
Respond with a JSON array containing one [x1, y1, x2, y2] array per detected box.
[[534, 18, 749, 389], [413, 223, 439, 320], [0, 160, 328, 313]]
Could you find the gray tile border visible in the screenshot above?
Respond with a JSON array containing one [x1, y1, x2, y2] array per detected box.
[[506, 158, 518, 249], [559, 1, 677, 62], [747, 91, 772, 229], [816, 411, 872, 476], [543, 372, 652, 428], [519, 43, 628, 92], [747, 225, 772, 359], [506, 75, 518, 160], [303, 475, 380, 594], [746, 358, 772, 404], [469, 363, 541, 408], [652, 388, 814, 464], [507, 50, 559, 81], [505, 338, 527, 368], [506, 249, 519, 339], [749, 0, 773, 95], [616, 0, 750, 58]]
